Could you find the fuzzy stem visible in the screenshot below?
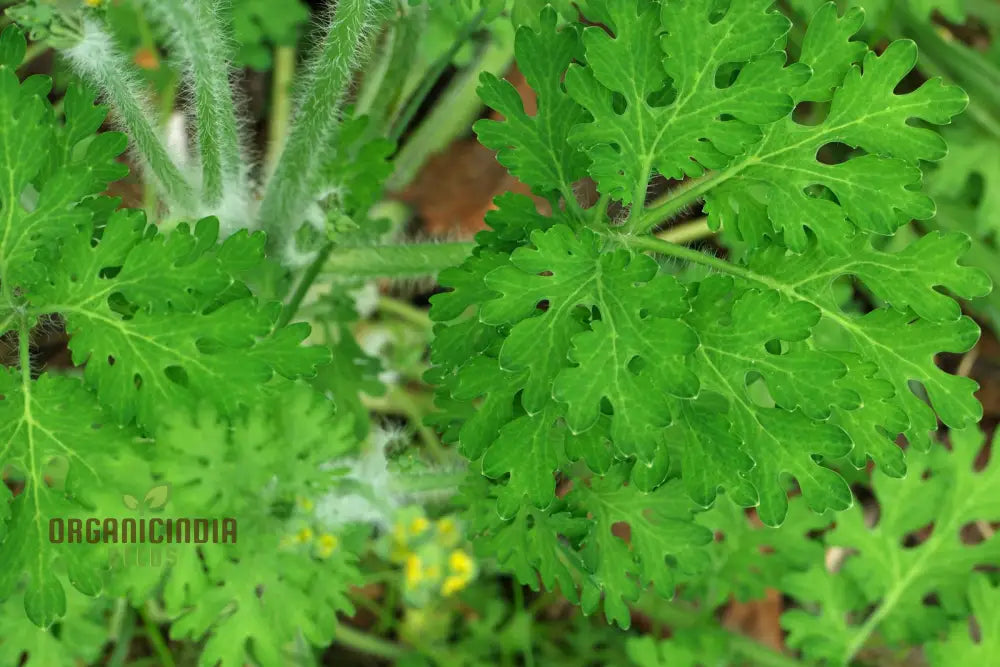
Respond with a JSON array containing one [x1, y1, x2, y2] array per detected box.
[[65, 20, 195, 212], [141, 0, 244, 207], [323, 241, 475, 279], [258, 0, 384, 255], [656, 216, 713, 244], [632, 171, 719, 234]]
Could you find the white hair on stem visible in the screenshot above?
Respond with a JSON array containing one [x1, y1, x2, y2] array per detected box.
[[65, 19, 197, 215]]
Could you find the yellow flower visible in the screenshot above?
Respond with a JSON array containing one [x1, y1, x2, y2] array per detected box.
[[405, 554, 423, 588], [316, 534, 338, 559], [295, 527, 314, 544], [408, 516, 430, 537], [441, 575, 469, 596], [296, 496, 314, 512], [83, 0, 103, 7], [448, 550, 474, 576], [437, 517, 458, 543]]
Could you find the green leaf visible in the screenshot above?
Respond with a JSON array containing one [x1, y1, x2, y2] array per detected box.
[[482, 225, 699, 461], [465, 463, 711, 629], [474, 7, 589, 200], [0, 586, 107, 666], [927, 575, 1000, 665], [708, 36, 967, 250], [781, 428, 1000, 664], [31, 212, 328, 428], [0, 371, 152, 627], [114, 385, 362, 666], [566, 0, 806, 208]]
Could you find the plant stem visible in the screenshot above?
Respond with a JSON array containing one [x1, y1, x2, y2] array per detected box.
[[333, 623, 406, 660], [139, 605, 176, 667], [144, 0, 243, 206], [107, 603, 136, 667], [656, 216, 713, 244], [387, 13, 514, 191], [65, 20, 195, 212], [277, 242, 334, 328], [633, 172, 720, 234], [626, 234, 749, 281], [266, 44, 297, 174], [258, 0, 384, 254], [362, 2, 423, 135], [323, 241, 475, 279], [393, 469, 468, 495], [378, 295, 433, 332], [387, 8, 485, 146], [18, 41, 48, 69]]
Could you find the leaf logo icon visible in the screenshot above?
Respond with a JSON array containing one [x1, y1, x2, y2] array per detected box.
[[144, 484, 171, 511], [122, 485, 171, 512]]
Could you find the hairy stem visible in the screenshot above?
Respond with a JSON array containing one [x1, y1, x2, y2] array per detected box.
[[142, 0, 244, 206], [633, 171, 721, 234], [323, 241, 475, 279], [258, 0, 384, 255], [656, 216, 713, 244], [65, 20, 195, 212]]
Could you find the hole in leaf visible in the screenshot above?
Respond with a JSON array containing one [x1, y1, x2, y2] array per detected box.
[[959, 521, 991, 545], [963, 173, 984, 207], [707, 0, 731, 24], [611, 521, 631, 542], [803, 183, 839, 205], [764, 339, 783, 355], [816, 142, 856, 165], [647, 84, 676, 107], [714, 62, 742, 89], [107, 355, 115, 366], [195, 338, 224, 355], [164, 365, 190, 388], [611, 91, 628, 114], [626, 356, 647, 375], [792, 100, 830, 126], [133, 374, 142, 389], [900, 522, 934, 549]]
